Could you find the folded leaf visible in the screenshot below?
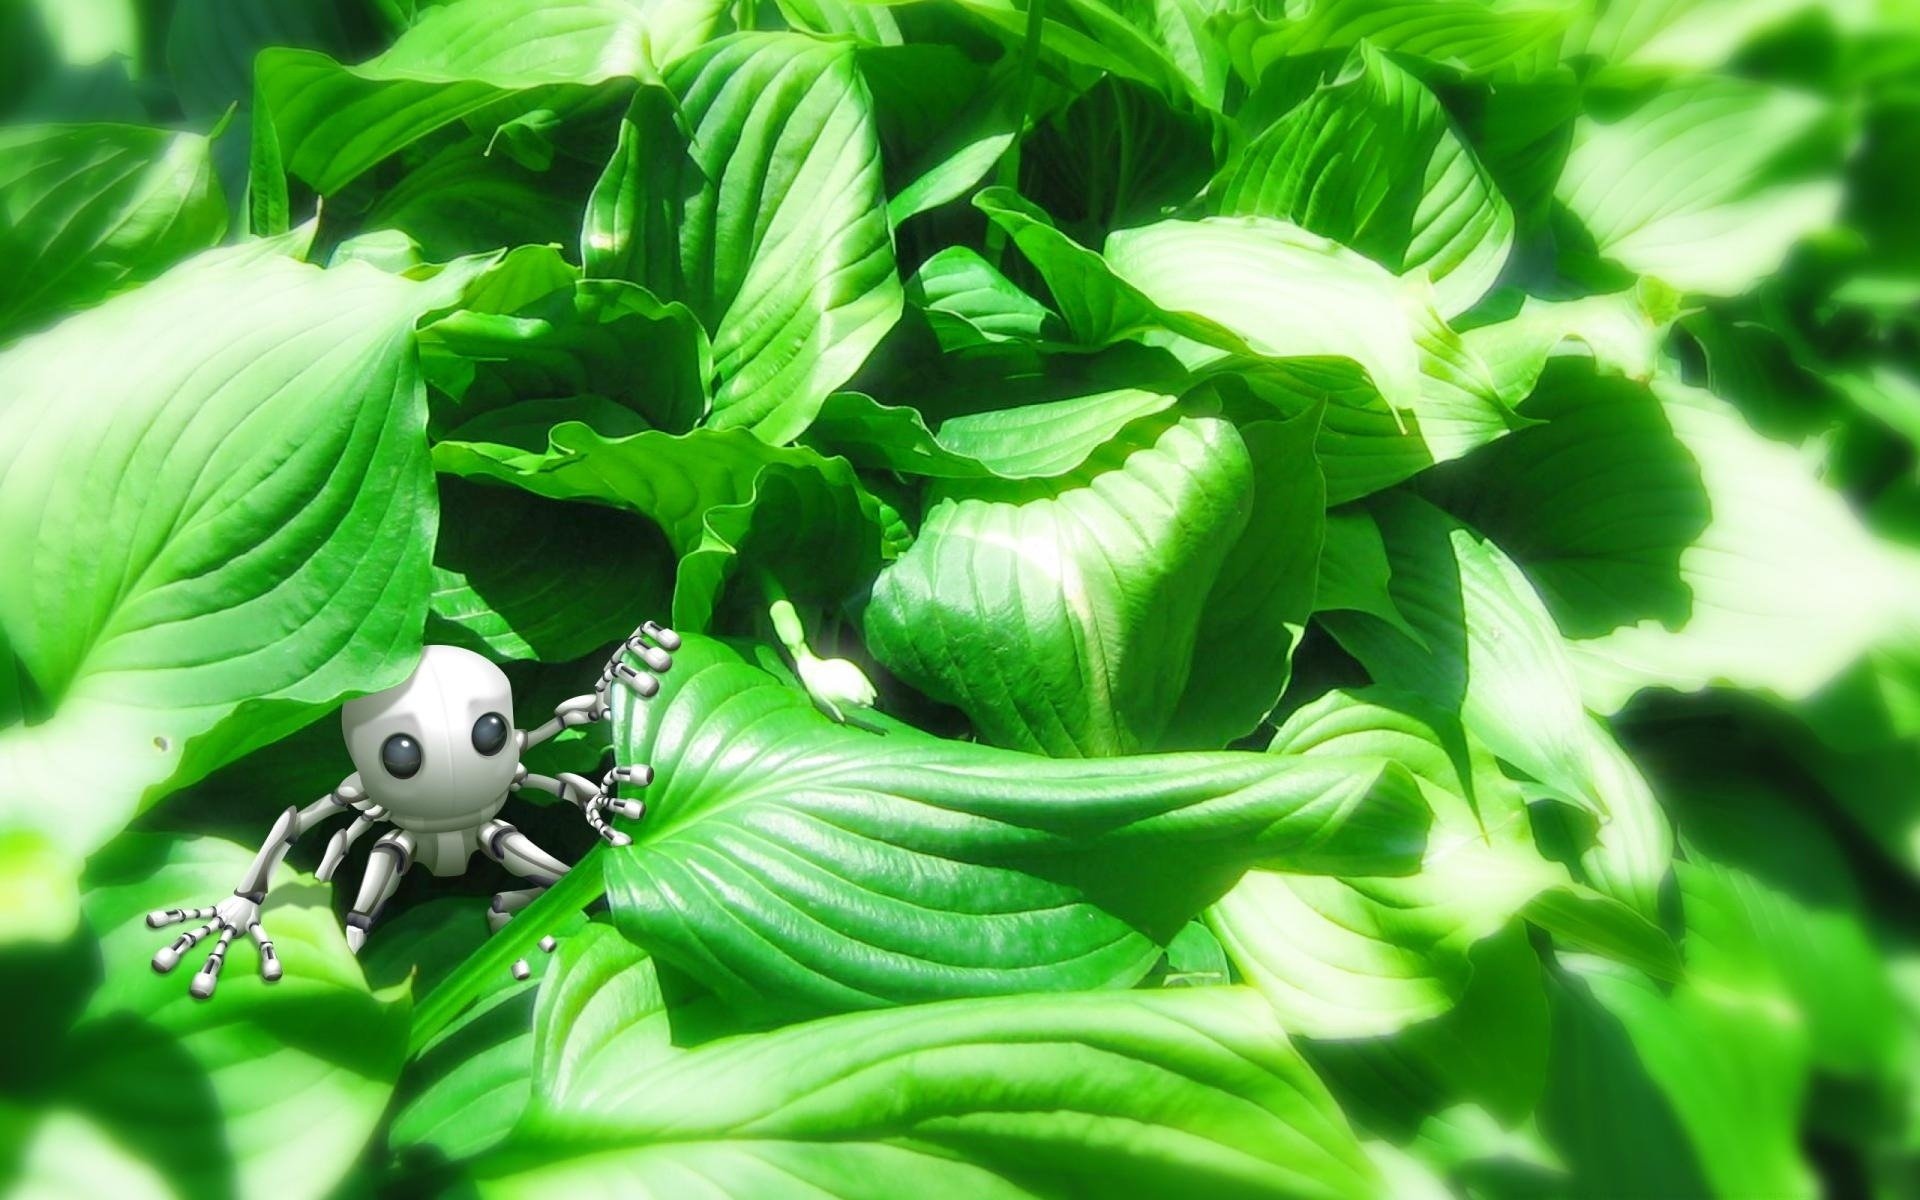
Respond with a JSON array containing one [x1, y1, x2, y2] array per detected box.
[[866, 405, 1321, 755], [436, 424, 899, 632], [585, 32, 902, 443], [602, 635, 1428, 1022]]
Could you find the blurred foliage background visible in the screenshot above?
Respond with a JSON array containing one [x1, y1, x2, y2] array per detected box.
[[2, 0, 1919, 1197]]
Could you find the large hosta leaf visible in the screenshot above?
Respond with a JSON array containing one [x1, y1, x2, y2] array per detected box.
[[1318, 494, 1671, 914], [1209, 687, 1671, 1038], [584, 33, 902, 443], [865, 404, 1323, 755], [484, 945, 1380, 1200], [1219, 43, 1514, 317], [977, 193, 1521, 502], [1553, 76, 1844, 296], [252, 0, 724, 226], [0, 123, 225, 341], [1542, 957, 1814, 1200], [0, 245, 460, 881], [53, 835, 409, 1200], [1429, 367, 1920, 711], [600, 635, 1427, 1023], [435, 424, 898, 632]]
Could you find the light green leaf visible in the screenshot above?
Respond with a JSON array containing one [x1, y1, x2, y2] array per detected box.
[[69, 835, 410, 1200], [485, 985, 1382, 1199], [1209, 688, 1558, 1037], [865, 407, 1293, 755], [1219, 42, 1514, 316], [1562, 0, 1872, 73], [1542, 958, 1815, 1200], [1554, 76, 1844, 296], [0, 245, 458, 873], [0, 123, 226, 341], [435, 424, 898, 632], [584, 33, 903, 443], [602, 635, 1428, 1022], [1430, 367, 1920, 710], [1318, 495, 1672, 915]]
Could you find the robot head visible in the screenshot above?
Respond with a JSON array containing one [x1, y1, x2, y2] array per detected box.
[[342, 645, 517, 817]]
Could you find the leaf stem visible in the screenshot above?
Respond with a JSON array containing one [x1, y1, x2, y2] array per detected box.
[[985, 0, 1047, 267], [407, 855, 609, 1055]]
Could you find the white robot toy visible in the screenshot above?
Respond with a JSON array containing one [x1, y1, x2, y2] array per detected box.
[[145, 620, 680, 999]]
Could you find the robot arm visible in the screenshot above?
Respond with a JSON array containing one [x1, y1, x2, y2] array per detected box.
[[146, 777, 375, 1000], [519, 621, 681, 752]]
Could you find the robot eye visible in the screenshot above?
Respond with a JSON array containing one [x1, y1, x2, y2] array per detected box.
[[380, 733, 423, 779], [472, 712, 509, 756]]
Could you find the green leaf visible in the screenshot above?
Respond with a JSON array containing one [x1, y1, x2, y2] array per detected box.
[[0, 123, 226, 341], [0, 244, 458, 875], [420, 253, 712, 435], [1429, 367, 1920, 710], [584, 33, 903, 443], [252, 0, 724, 222], [1541, 958, 1815, 1200], [359, 136, 592, 265], [428, 476, 673, 663], [1318, 495, 1672, 915], [1222, 0, 1573, 85], [601, 634, 1428, 1022], [864, 406, 1310, 755], [1219, 43, 1514, 316], [484, 985, 1382, 1199], [165, 0, 350, 119], [435, 424, 899, 632], [1209, 688, 1554, 1037], [1554, 76, 1844, 296], [1562, 0, 1871, 74], [1022, 75, 1218, 240], [975, 194, 1520, 502], [905, 245, 1060, 349], [66, 834, 409, 1200]]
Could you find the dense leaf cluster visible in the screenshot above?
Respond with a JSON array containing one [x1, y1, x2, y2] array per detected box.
[[2, 0, 1917, 1196]]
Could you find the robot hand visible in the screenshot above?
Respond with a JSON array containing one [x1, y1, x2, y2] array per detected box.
[[148, 892, 281, 999], [556, 768, 649, 847], [594, 620, 681, 709]]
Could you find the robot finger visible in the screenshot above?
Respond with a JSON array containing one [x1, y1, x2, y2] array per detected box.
[[247, 921, 283, 982], [190, 925, 239, 1000], [153, 917, 223, 973], [624, 636, 672, 673], [611, 661, 660, 698], [640, 621, 683, 652], [145, 905, 217, 930], [608, 764, 655, 788], [511, 959, 532, 981]]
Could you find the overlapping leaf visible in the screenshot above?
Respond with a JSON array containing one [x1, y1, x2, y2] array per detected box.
[[0, 244, 463, 886], [584, 32, 902, 443], [600, 634, 1427, 1022]]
